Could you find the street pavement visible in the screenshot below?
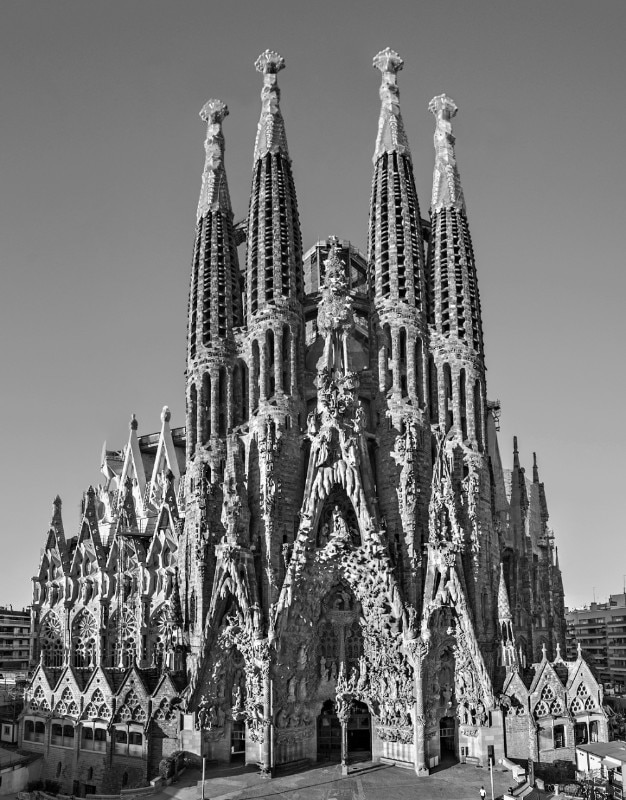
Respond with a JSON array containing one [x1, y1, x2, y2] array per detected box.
[[153, 760, 518, 800]]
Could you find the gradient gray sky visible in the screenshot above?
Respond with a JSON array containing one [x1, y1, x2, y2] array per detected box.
[[1, 1, 625, 610]]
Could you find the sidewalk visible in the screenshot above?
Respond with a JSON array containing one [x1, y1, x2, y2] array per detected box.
[[152, 760, 517, 800]]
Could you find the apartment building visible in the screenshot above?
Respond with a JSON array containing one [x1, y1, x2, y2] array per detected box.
[[566, 594, 626, 692], [0, 607, 31, 673]]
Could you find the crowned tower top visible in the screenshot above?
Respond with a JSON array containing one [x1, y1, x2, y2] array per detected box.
[[253, 50, 289, 161], [372, 47, 411, 162], [429, 94, 465, 212], [196, 98, 231, 221]]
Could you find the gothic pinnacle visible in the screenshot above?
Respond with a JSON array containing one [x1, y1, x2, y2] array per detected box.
[[197, 98, 231, 221], [372, 47, 411, 163], [513, 435, 520, 469], [429, 93, 465, 212], [254, 50, 289, 161], [533, 451, 539, 483]]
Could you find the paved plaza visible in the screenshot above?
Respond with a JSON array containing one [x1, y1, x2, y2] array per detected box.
[[152, 760, 519, 800]]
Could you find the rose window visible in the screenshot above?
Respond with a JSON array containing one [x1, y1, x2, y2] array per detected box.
[[41, 613, 64, 667]]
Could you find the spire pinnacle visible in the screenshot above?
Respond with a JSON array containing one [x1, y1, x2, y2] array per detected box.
[[253, 50, 289, 161], [513, 435, 520, 469], [197, 98, 231, 221], [498, 563, 513, 621], [533, 452, 539, 483], [429, 93, 465, 212], [373, 48, 411, 163]]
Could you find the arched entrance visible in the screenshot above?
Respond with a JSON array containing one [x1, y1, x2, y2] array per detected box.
[[439, 716, 456, 762]]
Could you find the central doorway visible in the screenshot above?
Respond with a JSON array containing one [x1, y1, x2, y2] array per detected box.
[[230, 720, 245, 763], [439, 716, 457, 762], [347, 701, 371, 761], [317, 699, 372, 762], [317, 700, 341, 760]]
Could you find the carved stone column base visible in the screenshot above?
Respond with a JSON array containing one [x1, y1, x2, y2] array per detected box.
[[259, 765, 273, 778], [341, 763, 349, 776], [416, 766, 430, 776]]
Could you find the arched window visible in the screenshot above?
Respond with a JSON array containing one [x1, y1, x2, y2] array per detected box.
[[443, 363, 453, 432], [459, 368, 467, 440], [399, 327, 408, 397], [266, 329, 275, 398], [474, 379, 483, 451], [414, 337, 424, 406], [429, 356, 438, 423], [218, 366, 227, 437], [24, 720, 34, 740], [233, 363, 243, 427], [282, 324, 291, 394], [202, 372, 211, 442], [251, 340, 260, 411], [189, 383, 198, 456], [383, 324, 392, 392]]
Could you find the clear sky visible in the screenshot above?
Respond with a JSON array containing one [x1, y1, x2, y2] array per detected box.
[[1, 0, 625, 611]]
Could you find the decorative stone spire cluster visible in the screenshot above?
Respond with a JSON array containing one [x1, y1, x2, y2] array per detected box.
[[246, 50, 303, 317]]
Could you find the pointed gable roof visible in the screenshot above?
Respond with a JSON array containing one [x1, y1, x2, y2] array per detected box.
[[146, 407, 181, 510], [37, 496, 71, 579]]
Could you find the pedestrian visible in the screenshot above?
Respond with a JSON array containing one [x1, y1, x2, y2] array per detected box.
[[479, 786, 486, 800]]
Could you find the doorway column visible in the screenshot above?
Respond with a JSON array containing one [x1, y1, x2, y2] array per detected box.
[[406, 636, 429, 776]]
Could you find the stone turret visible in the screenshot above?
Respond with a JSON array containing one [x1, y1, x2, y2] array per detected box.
[[427, 95, 485, 448], [186, 99, 244, 463]]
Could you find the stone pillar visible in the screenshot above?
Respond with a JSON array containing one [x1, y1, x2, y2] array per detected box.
[[336, 693, 352, 776], [260, 658, 273, 776], [378, 332, 387, 393], [406, 637, 429, 776], [391, 329, 401, 395], [274, 327, 283, 394], [290, 326, 298, 395], [407, 338, 417, 398], [210, 370, 219, 439], [197, 375, 206, 445], [466, 370, 476, 448], [451, 367, 461, 438], [259, 341, 268, 402], [226, 367, 234, 431]]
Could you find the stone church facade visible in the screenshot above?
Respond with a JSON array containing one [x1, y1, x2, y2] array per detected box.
[[19, 49, 606, 792]]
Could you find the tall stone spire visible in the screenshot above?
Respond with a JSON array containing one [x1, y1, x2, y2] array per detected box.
[[186, 98, 242, 459], [368, 48, 426, 314], [427, 94, 486, 446], [245, 50, 303, 319]]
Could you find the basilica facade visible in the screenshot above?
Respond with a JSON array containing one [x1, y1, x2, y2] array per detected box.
[[19, 50, 606, 792]]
